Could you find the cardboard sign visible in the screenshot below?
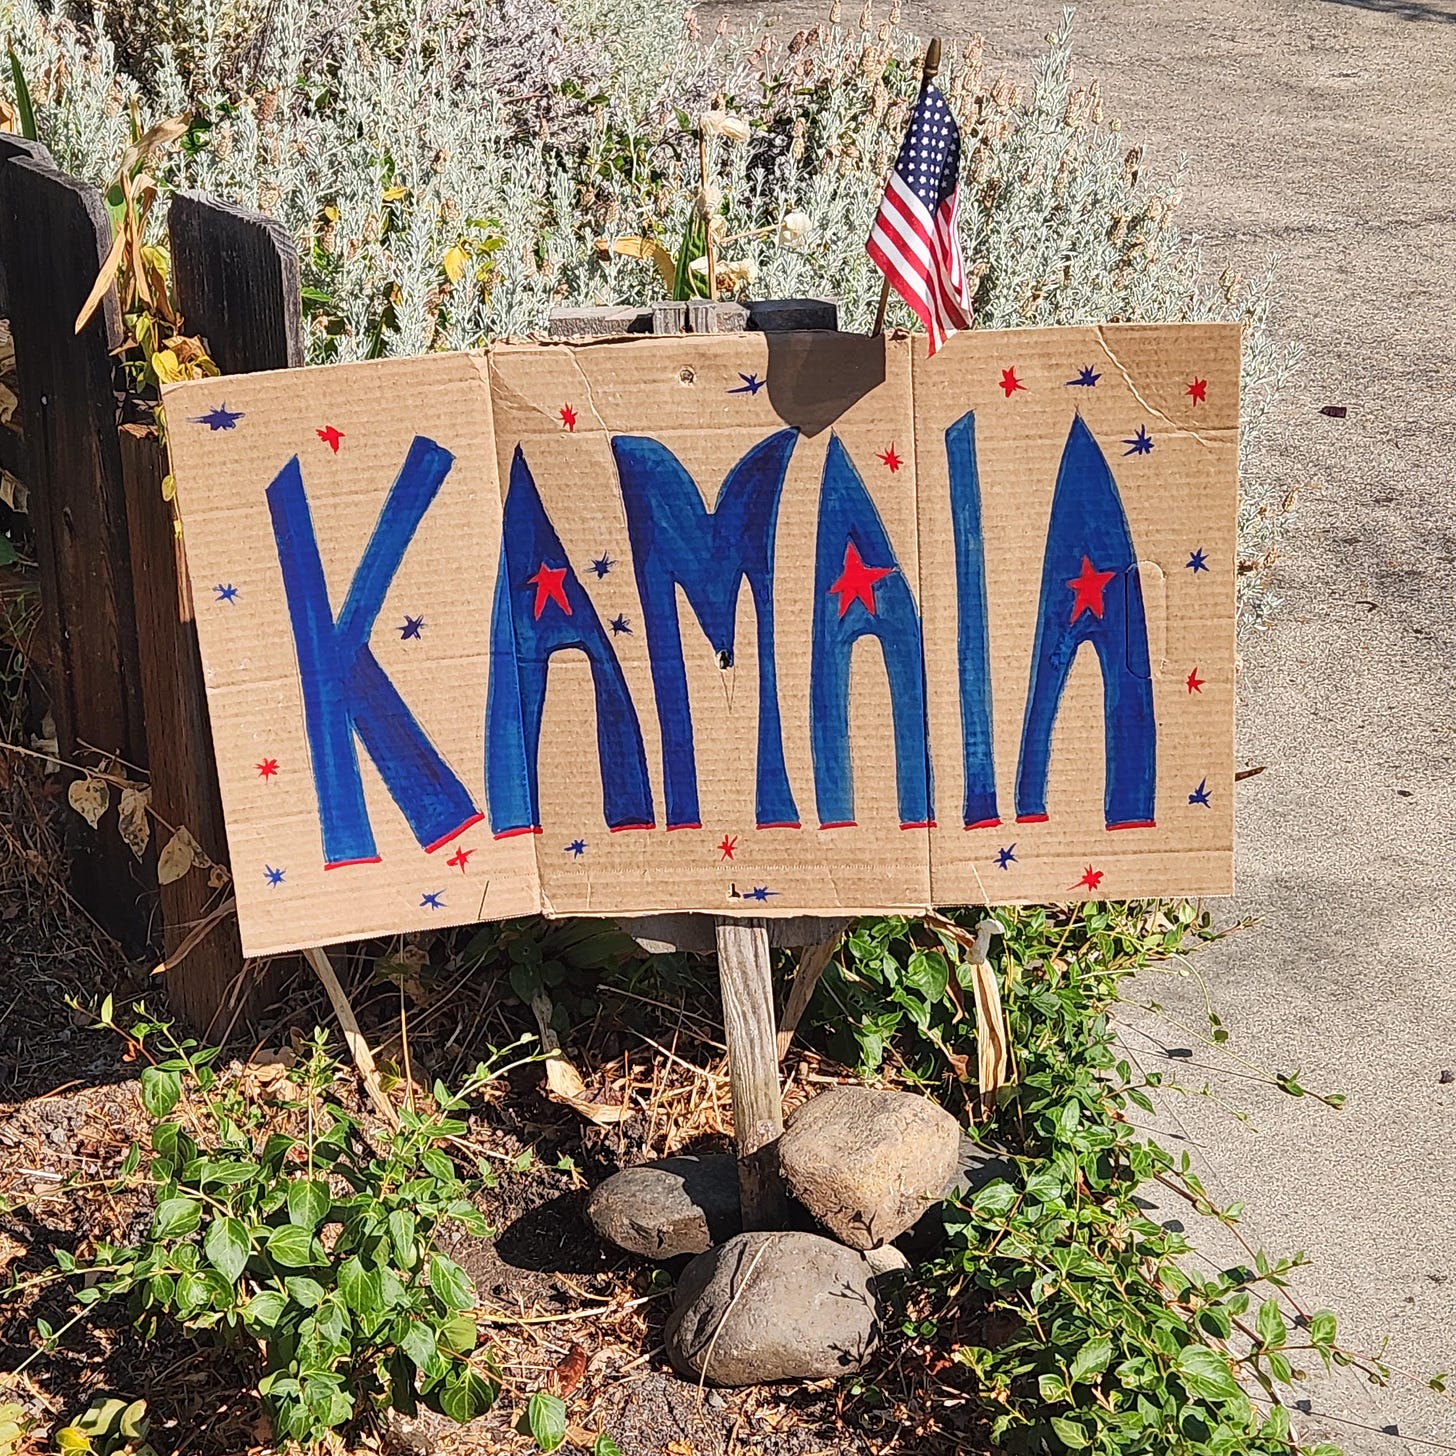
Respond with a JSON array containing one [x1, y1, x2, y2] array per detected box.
[[163, 325, 1237, 956]]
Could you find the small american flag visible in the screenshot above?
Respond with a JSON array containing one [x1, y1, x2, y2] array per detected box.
[[866, 81, 973, 355]]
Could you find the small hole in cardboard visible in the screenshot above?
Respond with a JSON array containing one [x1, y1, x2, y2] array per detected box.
[[679, 367, 696, 385], [716, 648, 733, 669]]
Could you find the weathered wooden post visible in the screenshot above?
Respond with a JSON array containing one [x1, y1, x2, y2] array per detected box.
[[119, 191, 308, 1032], [713, 916, 787, 1225]]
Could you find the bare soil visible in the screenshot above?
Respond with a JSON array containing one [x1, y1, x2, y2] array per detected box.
[[0, 760, 987, 1456]]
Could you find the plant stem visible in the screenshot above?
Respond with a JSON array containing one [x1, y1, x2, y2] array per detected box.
[[699, 131, 716, 302]]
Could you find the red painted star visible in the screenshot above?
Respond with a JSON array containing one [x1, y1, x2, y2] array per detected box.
[[447, 845, 474, 872], [1073, 865, 1105, 893], [719, 835, 737, 861], [1186, 666, 1205, 694], [317, 425, 344, 452], [828, 542, 893, 618], [256, 758, 279, 779], [999, 367, 1026, 398], [528, 563, 571, 619], [559, 404, 577, 432], [1187, 378, 1207, 405], [878, 444, 903, 474], [1067, 556, 1117, 623]]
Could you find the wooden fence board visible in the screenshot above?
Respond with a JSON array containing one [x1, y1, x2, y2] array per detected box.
[[134, 193, 308, 1030], [0, 158, 151, 951], [170, 192, 304, 372], [0, 136, 54, 315], [120, 426, 254, 1033]]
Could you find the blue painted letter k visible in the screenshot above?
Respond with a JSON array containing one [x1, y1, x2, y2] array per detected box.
[[267, 437, 481, 869]]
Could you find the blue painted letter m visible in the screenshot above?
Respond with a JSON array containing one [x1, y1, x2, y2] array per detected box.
[[267, 437, 481, 868], [613, 430, 800, 830]]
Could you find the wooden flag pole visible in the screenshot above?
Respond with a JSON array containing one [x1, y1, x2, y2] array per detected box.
[[871, 36, 943, 337]]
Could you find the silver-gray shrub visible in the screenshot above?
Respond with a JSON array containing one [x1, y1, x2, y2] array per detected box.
[[4, 0, 1296, 624]]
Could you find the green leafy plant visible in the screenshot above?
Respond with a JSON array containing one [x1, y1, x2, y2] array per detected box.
[[0, 1400, 33, 1456], [4, 42, 38, 141], [820, 903, 1356, 1455], [53, 1396, 155, 1456], [13, 1006, 540, 1445], [520, 1390, 567, 1451]]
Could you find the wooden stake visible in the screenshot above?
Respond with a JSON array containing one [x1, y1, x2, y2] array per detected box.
[[776, 926, 846, 1062], [303, 945, 399, 1130], [871, 36, 943, 338], [714, 916, 787, 1229]]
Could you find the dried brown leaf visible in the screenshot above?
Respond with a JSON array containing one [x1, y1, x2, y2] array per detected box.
[[73, 225, 126, 335], [548, 1342, 587, 1398], [67, 776, 111, 829], [156, 825, 206, 884], [117, 784, 151, 858]]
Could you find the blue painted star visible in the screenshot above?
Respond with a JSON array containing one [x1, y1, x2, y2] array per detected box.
[[1186, 548, 1209, 573], [591, 554, 614, 578], [213, 583, 239, 604], [728, 372, 766, 396], [1067, 365, 1101, 387], [566, 839, 586, 857], [745, 886, 777, 902], [192, 404, 244, 430], [1188, 779, 1212, 808], [264, 865, 285, 886], [995, 844, 1017, 870], [400, 614, 425, 639], [1123, 424, 1154, 456], [421, 890, 445, 909], [609, 614, 632, 635]]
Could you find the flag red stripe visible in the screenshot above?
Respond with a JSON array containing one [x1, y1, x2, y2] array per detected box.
[[866, 228, 942, 345]]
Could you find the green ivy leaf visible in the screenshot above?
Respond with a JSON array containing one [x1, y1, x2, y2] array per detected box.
[[203, 1216, 250, 1282], [1174, 1345, 1242, 1403], [969, 1180, 1018, 1219], [445, 1199, 491, 1237], [388, 1208, 417, 1266], [1048, 1415, 1089, 1448], [439, 1314, 478, 1355], [265, 1223, 318, 1269], [1255, 1297, 1287, 1349], [287, 1178, 331, 1230], [593, 1434, 624, 1456], [339, 1256, 383, 1317], [438, 1365, 498, 1422], [1261, 1403, 1291, 1441], [140, 1066, 181, 1118], [1308, 1309, 1337, 1347], [429, 1253, 475, 1313], [400, 1322, 444, 1381], [526, 1391, 567, 1452], [421, 1149, 455, 1183], [242, 1288, 287, 1334], [152, 1196, 201, 1238], [1069, 1334, 1112, 1383], [904, 949, 949, 1000], [286, 1276, 327, 1308]]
